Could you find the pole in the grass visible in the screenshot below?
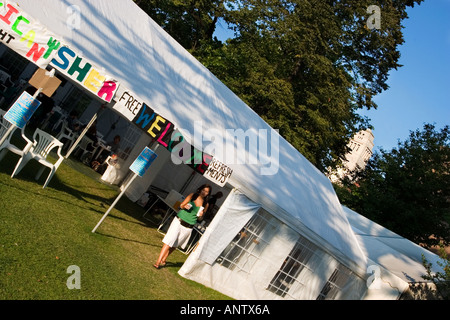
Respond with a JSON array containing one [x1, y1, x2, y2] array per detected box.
[[92, 146, 158, 233]]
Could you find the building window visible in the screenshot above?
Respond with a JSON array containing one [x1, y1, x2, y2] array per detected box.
[[316, 263, 352, 300], [118, 124, 142, 161], [267, 236, 318, 298], [60, 86, 92, 116], [216, 209, 275, 273]]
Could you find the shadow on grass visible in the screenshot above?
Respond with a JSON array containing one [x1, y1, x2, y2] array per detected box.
[[0, 151, 155, 221], [95, 230, 160, 247], [162, 261, 184, 269], [0, 149, 167, 252], [0, 157, 111, 212]]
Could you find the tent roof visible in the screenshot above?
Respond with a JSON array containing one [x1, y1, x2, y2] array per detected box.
[[14, 0, 367, 268], [342, 206, 445, 283]]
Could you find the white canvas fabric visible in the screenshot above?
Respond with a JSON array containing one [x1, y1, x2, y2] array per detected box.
[[342, 206, 445, 283], [13, 0, 367, 270], [9, 0, 376, 294], [196, 189, 261, 265]]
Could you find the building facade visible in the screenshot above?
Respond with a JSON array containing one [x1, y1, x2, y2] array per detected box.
[[329, 129, 374, 183]]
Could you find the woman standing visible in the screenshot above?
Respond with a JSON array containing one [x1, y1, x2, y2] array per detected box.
[[153, 184, 211, 269]]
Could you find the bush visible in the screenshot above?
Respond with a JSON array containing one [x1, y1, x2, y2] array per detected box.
[[421, 245, 450, 300]]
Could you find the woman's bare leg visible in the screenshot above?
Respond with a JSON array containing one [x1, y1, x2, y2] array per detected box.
[[162, 247, 176, 264], [154, 244, 176, 268]]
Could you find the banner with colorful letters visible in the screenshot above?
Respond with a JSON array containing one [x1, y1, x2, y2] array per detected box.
[[0, 0, 232, 185], [0, 0, 119, 102], [113, 87, 217, 177]]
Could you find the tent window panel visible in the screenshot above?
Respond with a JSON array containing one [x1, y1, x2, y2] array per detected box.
[[267, 236, 318, 298], [216, 209, 275, 273], [316, 264, 352, 300]]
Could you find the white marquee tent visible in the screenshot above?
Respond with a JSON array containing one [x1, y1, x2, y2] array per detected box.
[[342, 206, 444, 299], [4, 0, 444, 299]]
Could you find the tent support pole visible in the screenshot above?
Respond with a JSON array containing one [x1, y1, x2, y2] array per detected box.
[[64, 112, 97, 159]]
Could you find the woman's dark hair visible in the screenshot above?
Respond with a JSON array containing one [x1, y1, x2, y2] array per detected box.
[[191, 184, 212, 205]]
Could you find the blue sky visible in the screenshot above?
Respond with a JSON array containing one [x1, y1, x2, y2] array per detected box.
[[360, 0, 450, 151], [214, 0, 450, 152]]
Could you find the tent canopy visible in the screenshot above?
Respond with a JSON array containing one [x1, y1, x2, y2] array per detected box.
[[13, 0, 367, 269], [343, 206, 445, 283]]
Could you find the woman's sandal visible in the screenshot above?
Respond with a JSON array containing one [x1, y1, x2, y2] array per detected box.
[[153, 262, 166, 269]]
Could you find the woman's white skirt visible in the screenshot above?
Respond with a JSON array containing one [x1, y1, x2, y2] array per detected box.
[[162, 217, 193, 249]]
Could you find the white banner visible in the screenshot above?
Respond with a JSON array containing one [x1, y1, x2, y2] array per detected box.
[[49, 45, 119, 103], [0, 0, 57, 67], [112, 86, 144, 121], [0, 1, 119, 102]]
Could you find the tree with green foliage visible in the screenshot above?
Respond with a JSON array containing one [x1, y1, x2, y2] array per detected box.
[[133, 0, 226, 51], [335, 124, 450, 248], [134, 0, 423, 171], [421, 245, 450, 300]]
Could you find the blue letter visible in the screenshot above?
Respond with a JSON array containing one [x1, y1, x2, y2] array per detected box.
[[51, 46, 75, 70], [134, 103, 155, 129]]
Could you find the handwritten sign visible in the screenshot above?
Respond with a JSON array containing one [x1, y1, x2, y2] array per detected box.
[[4, 91, 41, 128], [203, 157, 233, 187], [132, 103, 175, 147], [167, 129, 213, 174], [129, 147, 158, 177], [0, 1, 56, 67], [113, 88, 144, 121]]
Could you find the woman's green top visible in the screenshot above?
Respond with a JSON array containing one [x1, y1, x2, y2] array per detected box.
[[177, 201, 200, 225]]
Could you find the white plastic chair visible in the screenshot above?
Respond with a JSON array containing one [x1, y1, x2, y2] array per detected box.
[[73, 135, 94, 163], [52, 115, 67, 133], [0, 108, 10, 133], [11, 128, 64, 188], [56, 120, 76, 151], [0, 109, 32, 162]]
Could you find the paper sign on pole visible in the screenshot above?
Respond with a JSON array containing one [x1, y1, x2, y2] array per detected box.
[[28, 68, 62, 97], [4, 91, 41, 129], [129, 147, 158, 177]]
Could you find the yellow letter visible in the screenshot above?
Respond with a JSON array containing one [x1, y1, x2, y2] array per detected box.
[[147, 115, 166, 138], [19, 30, 35, 48], [84, 68, 105, 93]]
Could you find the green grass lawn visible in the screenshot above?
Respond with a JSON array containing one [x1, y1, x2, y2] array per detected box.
[[0, 150, 230, 300]]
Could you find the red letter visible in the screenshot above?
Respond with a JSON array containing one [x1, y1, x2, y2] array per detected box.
[[157, 122, 173, 148], [97, 80, 117, 102], [26, 42, 45, 62], [0, 4, 19, 25], [197, 154, 212, 174]]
